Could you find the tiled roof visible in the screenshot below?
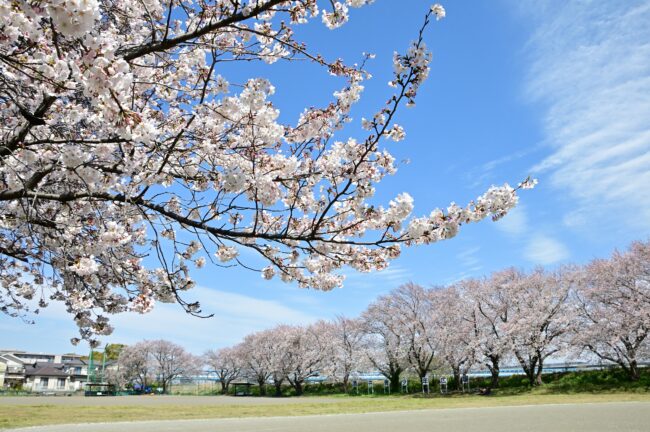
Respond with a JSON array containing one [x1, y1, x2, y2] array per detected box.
[[25, 363, 69, 378]]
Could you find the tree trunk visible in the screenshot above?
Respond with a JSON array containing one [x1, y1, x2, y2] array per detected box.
[[389, 368, 402, 393], [257, 377, 267, 396], [524, 365, 536, 386], [487, 355, 500, 388], [293, 380, 303, 396], [452, 366, 461, 391], [220, 381, 227, 394], [534, 358, 544, 386], [629, 360, 640, 381], [342, 374, 349, 394], [273, 379, 283, 396], [514, 350, 540, 387]]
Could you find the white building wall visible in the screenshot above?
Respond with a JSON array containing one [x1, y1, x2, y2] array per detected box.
[[29, 376, 72, 392]]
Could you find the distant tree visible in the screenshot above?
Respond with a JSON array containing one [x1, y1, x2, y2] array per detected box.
[[259, 325, 294, 396], [117, 339, 197, 393], [104, 344, 126, 361], [506, 268, 572, 386], [432, 284, 475, 389], [116, 341, 154, 390], [361, 296, 408, 393], [204, 347, 242, 394], [573, 240, 650, 380], [385, 283, 437, 382], [320, 316, 365, 392], [466, 270, 517, 388], [149, 339, 199, 394], [104, 364, 128, 390], [237, 330, 276, 396], [282, 323, 327, 396]]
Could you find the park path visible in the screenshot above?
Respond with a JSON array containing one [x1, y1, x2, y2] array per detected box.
[[10, 401, 650, 432]]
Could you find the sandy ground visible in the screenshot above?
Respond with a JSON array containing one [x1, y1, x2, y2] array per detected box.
[[8, 402, 650, 432], [0, 395, 341, 406]]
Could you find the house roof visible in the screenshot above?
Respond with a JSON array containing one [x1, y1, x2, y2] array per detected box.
[[0, 353, 25, 365], [25, 363, 69, 378], [231, 379, 256, 385]]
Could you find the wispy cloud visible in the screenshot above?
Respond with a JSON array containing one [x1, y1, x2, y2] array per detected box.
[[495, 205, 528, 237], [5, 285, 318, 354], [111, 286, 318, 350], [524, 234, 571, 266], [464, 149, 533, 189], [521, 0, 650, 232], [456, 246, 483, 272], [494, 204, 570, 265], [341, 265, 412, 290]]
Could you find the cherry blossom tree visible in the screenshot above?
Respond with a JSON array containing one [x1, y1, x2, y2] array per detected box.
[[148, 339, 199, 393], [360, 294, 408, 392], [104, 363, 129, 390], [281, 322, 328, 395], [116, 340, 155, 390], [432, 284, 475, 389], [573, 240, 650, 380], [0, 0, 533, 345], [237, 329, 276, 396], [464, 272, 514, 388], [505, 268, 572, 386], [384, 283, 437, 381], [204, 346, 242, 394], [320, 316, 365, 392], [254, 324, 296, 396]]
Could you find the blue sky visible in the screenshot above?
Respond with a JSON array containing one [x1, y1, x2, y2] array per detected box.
[[4, 0, 650, 354]]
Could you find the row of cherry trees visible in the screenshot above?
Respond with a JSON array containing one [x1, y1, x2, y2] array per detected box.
[[114, 240, 649, 393]]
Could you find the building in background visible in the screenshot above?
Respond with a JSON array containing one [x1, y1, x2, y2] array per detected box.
[[0, 350, 100, 393]]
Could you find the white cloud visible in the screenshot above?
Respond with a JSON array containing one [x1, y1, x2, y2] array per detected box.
[[456, 246, 483, 272], [6, 285, 318, 354], [341, 265, 412, 290], [521, 0, 650, 231], [495, 205, 528, 237], [524, 234, 570, 265], [464, 149, 534, 189], [107, 286, 318, 351]]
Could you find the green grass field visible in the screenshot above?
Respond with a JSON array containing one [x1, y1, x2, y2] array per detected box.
[[2, 392, 650, 429]]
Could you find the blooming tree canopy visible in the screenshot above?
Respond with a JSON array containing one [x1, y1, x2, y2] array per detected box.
[[0, 0, 533, 345], [360, 293, 409, 391], [432, 284, 475, 388], [384, 282, 437, 380], [320, 316, 365, 391], [115, 339, 198, 393], [573, 241, 650, 380], [204, 346, 242, 393], [465, 271, 514, 387], [505, 268, 572, 386], [236, 328, 277, 395]]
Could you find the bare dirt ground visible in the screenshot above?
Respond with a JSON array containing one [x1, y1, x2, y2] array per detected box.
[[9, 402, 650, 432]]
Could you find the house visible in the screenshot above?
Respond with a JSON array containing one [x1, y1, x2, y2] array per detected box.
[[24, 363, 72, 393], [0, 353, 29, 389], [0, 350, 94, 393]]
